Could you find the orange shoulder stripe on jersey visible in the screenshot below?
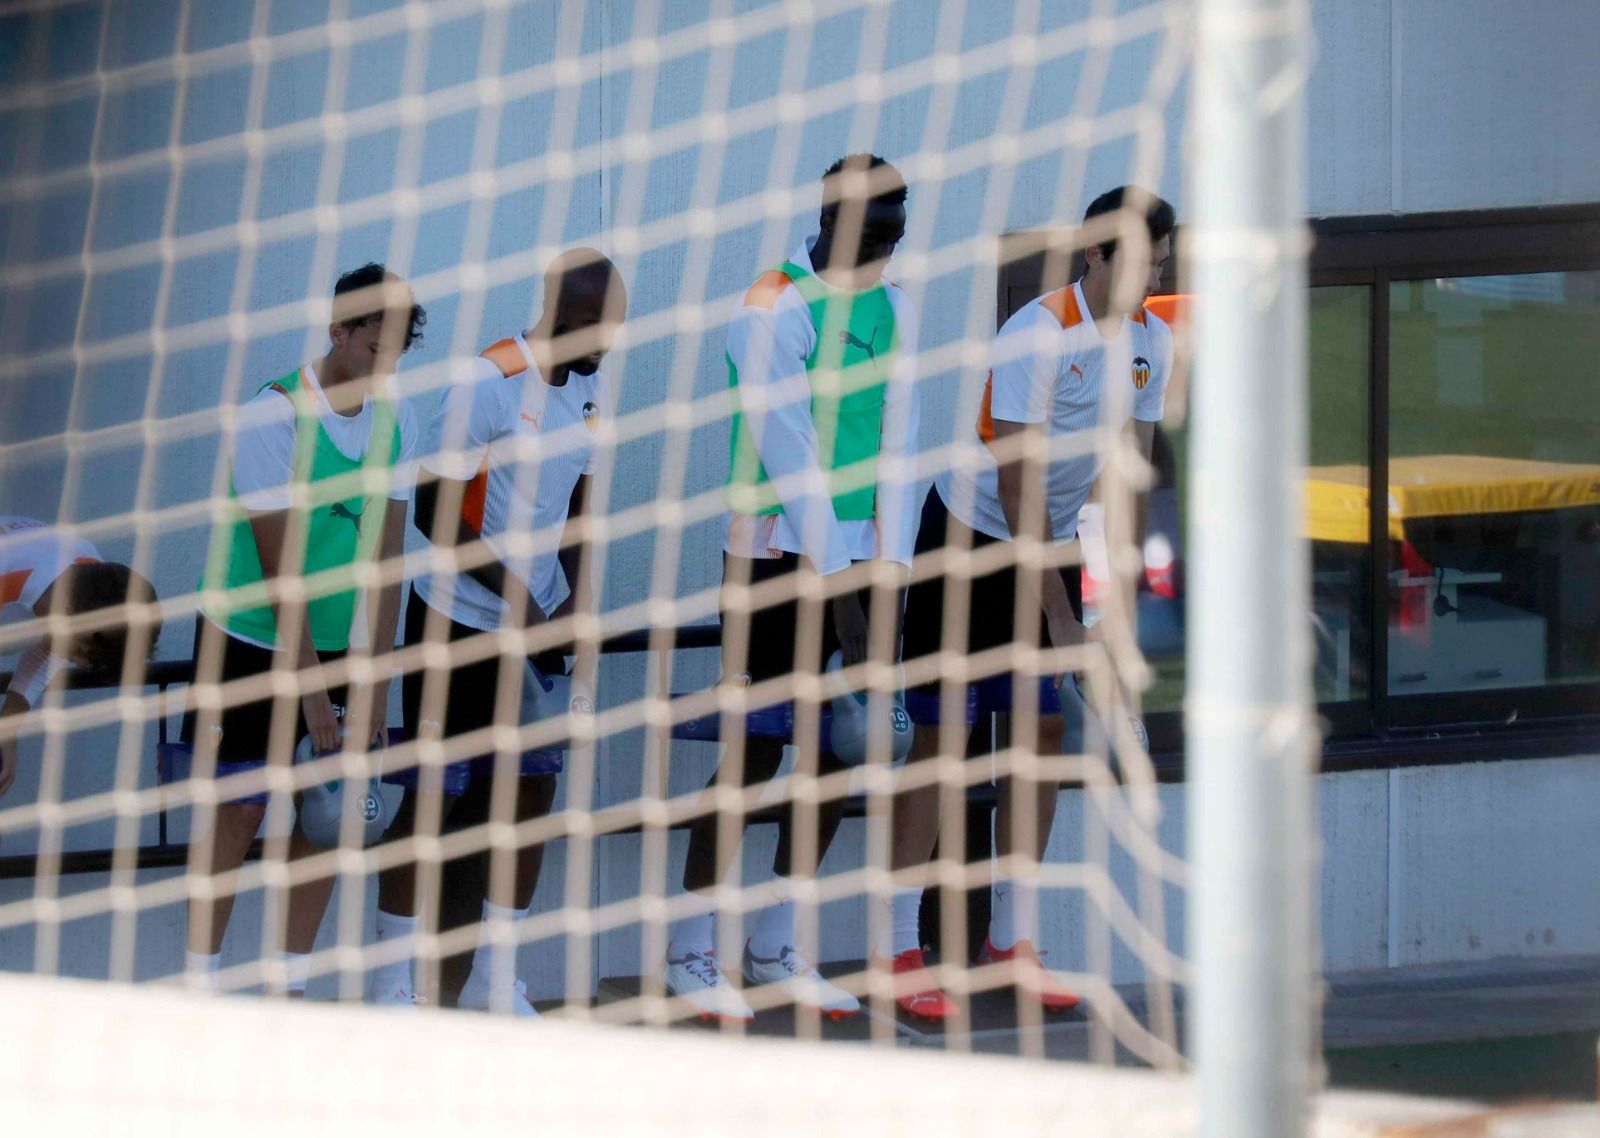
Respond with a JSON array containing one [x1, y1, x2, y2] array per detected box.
[[975, 371, 997, 446], [1038, 286, 1083, 329], [0, 568, 30, 607], [742, 270, 794, 310], [1130, 308, 1147, 325], [1143, 293, 1189, 328], [480, 338, 529, 379], [460, 455, 491, 536]]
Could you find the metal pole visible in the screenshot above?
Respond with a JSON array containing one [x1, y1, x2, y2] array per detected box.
[[1188, 1, 1314, 1137]]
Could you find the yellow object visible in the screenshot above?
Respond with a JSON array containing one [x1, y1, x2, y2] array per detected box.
[[1306, 455, 1600, 543]]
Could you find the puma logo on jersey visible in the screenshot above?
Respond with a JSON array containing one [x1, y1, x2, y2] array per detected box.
[[520, 411, 541, 429], [1132, 356, 1151, 390], [329, 502, 363, 532], [839, 326, 878, 362], [1069, 363, 1085, 381]]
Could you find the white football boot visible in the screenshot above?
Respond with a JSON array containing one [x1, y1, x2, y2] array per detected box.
[[742, 941, 860, 1019], [662, 951, 755, 1022], [457, 973, 540, 1017], [368, 978, 428, 1009]]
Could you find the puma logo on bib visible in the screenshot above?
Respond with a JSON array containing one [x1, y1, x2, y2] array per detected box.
[[329, 502, 363, 533], [839, 326, 879, 363]]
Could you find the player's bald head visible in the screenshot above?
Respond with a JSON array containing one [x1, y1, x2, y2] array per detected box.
[[537, 248, 627, 377], [543, 248, 626, 321]]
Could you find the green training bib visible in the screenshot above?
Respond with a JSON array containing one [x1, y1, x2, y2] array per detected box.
[[726, 260, 899, 521], [201, 368, 399, 651]]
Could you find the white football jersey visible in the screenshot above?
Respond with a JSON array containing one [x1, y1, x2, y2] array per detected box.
[[412, 334, 606, 631], [938, 280, 1171, 543], [0, 516, 102, 706], [0, 516, 99, 617]]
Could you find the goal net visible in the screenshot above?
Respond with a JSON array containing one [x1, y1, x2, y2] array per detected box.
[[8, 970, 1511, 1138], [0, 0, 1213, 1117]]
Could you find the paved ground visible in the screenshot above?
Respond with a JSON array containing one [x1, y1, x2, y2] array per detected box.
[[1321, 955, 1600, 1102], [597, 954, 1600, 1103]]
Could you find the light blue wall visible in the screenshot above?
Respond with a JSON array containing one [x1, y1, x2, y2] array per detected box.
[[3, 0, 1596, 626], [1, 0, 1597, 994], [0, 0, 1191, 623]]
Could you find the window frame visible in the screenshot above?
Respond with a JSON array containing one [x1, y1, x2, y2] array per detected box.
[[999, 204, 1600, 771], [1321, 206, 1600, 743]]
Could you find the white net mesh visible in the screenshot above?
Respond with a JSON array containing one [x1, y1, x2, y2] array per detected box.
[[5, 971, 1533, 1136], [1, 0, 1201, 1104]]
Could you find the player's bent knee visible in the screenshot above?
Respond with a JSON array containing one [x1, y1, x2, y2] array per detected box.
[[218, 799, 267, 833], [737, 740, 788, 785], [517, 771, 559, 814], [818, 747, 853, 776], [381, 798, 418, 840], [906, 724, 943, 762]]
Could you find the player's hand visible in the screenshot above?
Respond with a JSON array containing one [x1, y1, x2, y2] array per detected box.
[[0, 691, 31, 802], [301, 691, 342, 755], [833, 593, 870, 668], [885, 562, 912, 640], [571, 642, 599, 693], [541, 594, 580, 661], [0, 741, 16, 801], [891, 562, 913, 590], [364, 681, 391, 750], [1045, 606, 1090, 686]]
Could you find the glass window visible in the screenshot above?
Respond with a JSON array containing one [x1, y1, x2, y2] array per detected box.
[[1386, 272, 1600, 696], [1305, 285, 1372, 707], [1140, 284, 1372, 714]]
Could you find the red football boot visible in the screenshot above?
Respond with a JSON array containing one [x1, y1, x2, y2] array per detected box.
[[978, 937, 1082, 1012], [871, 949, 960, 1022]]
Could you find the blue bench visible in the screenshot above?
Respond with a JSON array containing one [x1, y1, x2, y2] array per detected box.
[[663, 675, 1066, 742], [670, 703, 839, 748], [157, 738, 424, 786], [155, 729, 563, 800]]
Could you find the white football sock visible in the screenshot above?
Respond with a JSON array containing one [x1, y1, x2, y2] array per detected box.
[[747, 876, 799, 958], [372, 909, 418, 993], [184, 949, 222, 992], [667, 900, 715, 961], [467, 900, 524, 991], [377, 908, 419, 937], [748, 899, 796, 960], [873, 887, 922, 959], [988, 876, 1038, 951], [276, 951, 311, 995]]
